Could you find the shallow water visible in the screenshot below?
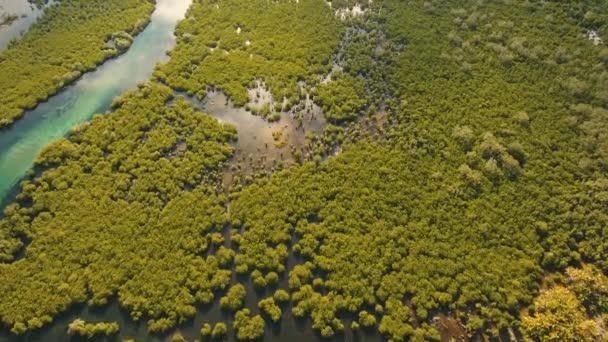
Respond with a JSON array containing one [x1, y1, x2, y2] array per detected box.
[[0, 0, 53, 50], [0, 0, 192, 207], [180, 91, 326, 186]]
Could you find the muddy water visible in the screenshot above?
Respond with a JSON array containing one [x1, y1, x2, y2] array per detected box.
[[181, 91, 327, 186]]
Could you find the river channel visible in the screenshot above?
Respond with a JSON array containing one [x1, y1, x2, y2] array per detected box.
[[0, 0, 191, 206]]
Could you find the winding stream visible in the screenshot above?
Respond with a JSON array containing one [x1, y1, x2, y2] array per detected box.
[[0, 0, 191, 206]]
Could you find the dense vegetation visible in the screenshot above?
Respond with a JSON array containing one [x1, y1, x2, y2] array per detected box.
[[313, 10, 392, 123], [316, 71, 368, 122], [0, 82, 237, 334], [1, 0, 608, 341], [0, 0, 154, 128], [155, 0, 342, 112], [230, 0, 608, 339]]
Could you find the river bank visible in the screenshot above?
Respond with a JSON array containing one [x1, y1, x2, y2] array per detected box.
[[0, 0, 191, 208]]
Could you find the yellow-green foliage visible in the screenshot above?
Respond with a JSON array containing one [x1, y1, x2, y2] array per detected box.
[[566, 265, 608, 316], [0, 82, 237, 334], [523, 287, 599, 342], [67, 319, 119, 338], [233, 308, 265, 340], [231, 143, 542, 339], [229, 0, 608, 339], [258, 297, 281, 322], [522, 266, 608, 341], [273, 289, 290, 303], [358, 310, 376, 328], [315, 71, 368, 122], [0, 0, 154, 128], [155, 0, 341, 108], [1, 0, 608, 340], [220, 283, 247, 311], [200, 322, 212, 336], [211, 322, 228, 338], [171, 331, 187, 342]]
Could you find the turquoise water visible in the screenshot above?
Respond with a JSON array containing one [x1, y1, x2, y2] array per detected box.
[[0, 0, 191, 206]]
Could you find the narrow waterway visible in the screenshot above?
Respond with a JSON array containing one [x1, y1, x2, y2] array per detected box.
[[0, 0, 192, 206]]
